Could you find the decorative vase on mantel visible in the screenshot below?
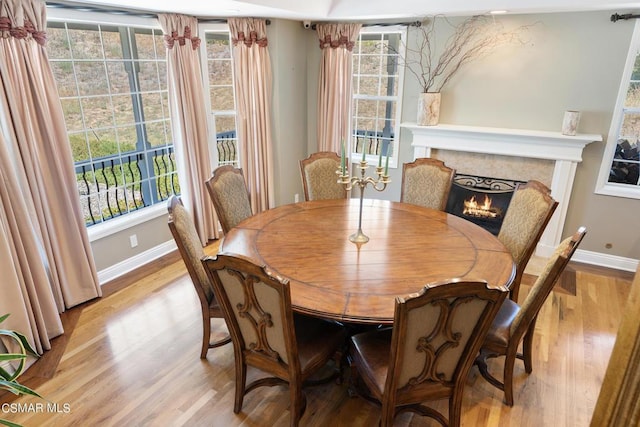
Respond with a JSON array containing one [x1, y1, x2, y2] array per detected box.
[[417, 92, 441, 126]]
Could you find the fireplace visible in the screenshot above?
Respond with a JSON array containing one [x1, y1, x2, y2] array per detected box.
[[445, 174, 525, 235], [402, 123, 601, 257]]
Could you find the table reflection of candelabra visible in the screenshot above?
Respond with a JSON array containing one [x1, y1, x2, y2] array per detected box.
[[338, 156, 390, 244]]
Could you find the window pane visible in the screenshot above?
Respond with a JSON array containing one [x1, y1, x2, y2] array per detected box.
[[134, 29, 156, 59], [146, 121, 166, 146], [206, 34, 231, 59], [51, 62, 77, 97], [111, 95, 136, 126], [141, 92, 164, 121], [69, 132, 89, 162], [106, 62, 130, 93], [359, 55, 381, 75], [102, 30, 124, 59], [80, 96, 113, 130], [60, 98, 83, 131], [357, 99, 379, 120], [163, 119, 173, 144], [610, 158, 639, 175], [620, 112, 640, 139], [88, 128, 118, 158], [75, 62, 108, 96], [68, 25, 103, 59], [47, 26, 71, 59], [210, 86, 235, 110], [215, 116, 236, 133], [357, 76, 380, 96], [359, 39, 380, 55], [157, 61, 167, 89], [138, 61, 160, 91], [208, 61, 233, 85], [117, 126, 138, 152], [625, 82, 640, 108], [154, 32, 165, 57]]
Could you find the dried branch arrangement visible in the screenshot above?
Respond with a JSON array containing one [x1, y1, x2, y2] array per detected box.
[[401, 15, 528, 93]]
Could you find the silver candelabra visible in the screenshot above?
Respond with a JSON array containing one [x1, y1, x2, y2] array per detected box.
[[338, 159, 390, 244]]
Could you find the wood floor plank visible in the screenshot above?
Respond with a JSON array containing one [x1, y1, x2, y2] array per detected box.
[[1, 251, 633, 427]]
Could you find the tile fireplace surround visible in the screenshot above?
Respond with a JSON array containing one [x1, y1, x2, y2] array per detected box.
[[402, 123, 602, 257]]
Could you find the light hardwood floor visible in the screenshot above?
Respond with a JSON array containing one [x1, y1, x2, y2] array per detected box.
[[1, 243, 634, 427]]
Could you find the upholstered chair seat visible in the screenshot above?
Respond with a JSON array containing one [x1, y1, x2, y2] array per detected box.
[[205, 165, 253, 234], [400, 158, 455, 211], [299, 151, 346, 201], [476, 227, 586, 406]]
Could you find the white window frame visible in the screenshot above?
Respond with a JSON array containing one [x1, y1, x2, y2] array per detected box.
[[595, 20, 640, 200], [350, 25, 406, 169], [199, 23, 239, 171], [47, 8, 171, 241]]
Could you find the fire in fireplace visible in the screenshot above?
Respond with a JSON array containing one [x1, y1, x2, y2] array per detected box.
[[445, 174, 526, 235]]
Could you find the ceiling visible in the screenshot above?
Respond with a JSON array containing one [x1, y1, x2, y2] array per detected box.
[[56, 0, 640, 22]]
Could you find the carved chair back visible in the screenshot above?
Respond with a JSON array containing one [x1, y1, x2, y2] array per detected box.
[[350, 279, 507, 427]]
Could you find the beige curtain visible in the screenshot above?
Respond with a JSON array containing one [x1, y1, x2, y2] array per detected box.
[[590, 264, 640, 426], [316, 23, 361, 154], [0, 0, 100, 357], [159, 14, 218, 244], [0, 131, 62, 358], [228, 18, 274, 212]]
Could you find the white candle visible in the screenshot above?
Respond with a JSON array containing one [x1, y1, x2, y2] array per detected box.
[[384, 152, 389, 175]]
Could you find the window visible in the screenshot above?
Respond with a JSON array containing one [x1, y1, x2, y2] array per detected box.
[[199, 24, 239, 168], [47, 16, 176, 229], [596, 20, 640, 199], [351, 26, 406, 169]]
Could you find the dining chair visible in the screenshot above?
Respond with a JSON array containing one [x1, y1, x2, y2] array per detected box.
[[475, 226, 586, 406], [299, 151, 346, 201], [167, 195, 231, 358], [201, 252, 347, 427], [400, 158, 455, 211], [205, 165, 253, 235], [349, 279, 508, 427], [497, 180, 558, 302]]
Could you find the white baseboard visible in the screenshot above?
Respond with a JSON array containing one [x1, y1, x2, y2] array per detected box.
[[97, 240, 177, 285], [537, 244, 638, 273], [572, 249, 639, 272]]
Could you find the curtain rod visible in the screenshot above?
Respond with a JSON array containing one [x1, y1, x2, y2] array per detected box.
[[611, 13, 640, 22], [46, 2, 270, 24], [310, 20, 421, 30]]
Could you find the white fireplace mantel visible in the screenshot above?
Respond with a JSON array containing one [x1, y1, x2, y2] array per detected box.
[[401, 122, 603, 256]]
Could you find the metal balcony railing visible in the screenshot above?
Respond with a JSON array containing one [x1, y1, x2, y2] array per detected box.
[[75, 146, 178, 226], [75, 130, 389, 226], [353, 130, 394, 156]]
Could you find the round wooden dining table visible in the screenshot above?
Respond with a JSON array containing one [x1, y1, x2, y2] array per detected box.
[[219, 198, 515, 325]]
